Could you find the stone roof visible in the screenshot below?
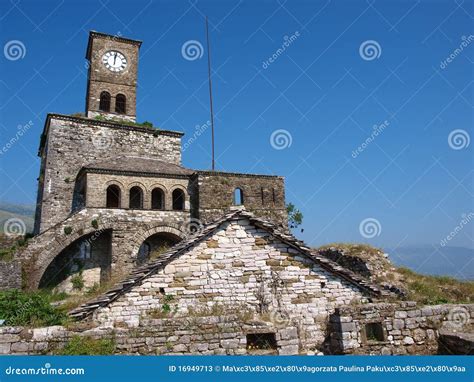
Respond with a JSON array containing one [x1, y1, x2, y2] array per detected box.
[[82, 156, 194, 177], [69, 209, 394, 320]]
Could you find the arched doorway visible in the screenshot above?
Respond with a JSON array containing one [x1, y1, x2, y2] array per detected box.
[[38, 230, 112, 293], [137, 231, 181, 265]]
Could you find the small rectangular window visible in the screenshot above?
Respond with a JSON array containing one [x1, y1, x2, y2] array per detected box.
[[364, 322, 384, 342], [246, 333, 277, 353]]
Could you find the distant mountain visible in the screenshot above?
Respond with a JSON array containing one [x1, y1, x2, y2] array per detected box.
[[386, 245, 473, 281], [0, 202, 35, 234]]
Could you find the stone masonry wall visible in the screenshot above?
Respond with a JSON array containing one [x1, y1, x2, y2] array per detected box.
[[93, 218, 367, 351], [37, 115, 183, 233], [0, 316, 300, 355], [0, 260, 21, 290], [328, 302, 474, 355], [195, 173, 287, 227]]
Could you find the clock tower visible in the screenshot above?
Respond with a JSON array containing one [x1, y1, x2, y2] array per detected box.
[[85, 31, 142, 122]]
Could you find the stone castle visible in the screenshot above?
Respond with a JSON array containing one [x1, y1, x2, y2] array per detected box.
[[1, 32, 471, 356], [25, 31, 286, 290]]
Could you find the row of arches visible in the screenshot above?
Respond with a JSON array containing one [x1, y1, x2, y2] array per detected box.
[[106, 185, 185, 210], [99, 92, 126, 114]]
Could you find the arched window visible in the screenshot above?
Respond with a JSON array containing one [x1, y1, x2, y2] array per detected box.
[[137, 242, 151, 265], [99, 91, 111, 112], [79, 240, 91, 259], [106, 185, 121, 208], [151, 188, 165, 210], [233, 188, 244, 205], [115, 94, 126, 114], [172, 189, 185, 210], [129, 186, 143, 209]]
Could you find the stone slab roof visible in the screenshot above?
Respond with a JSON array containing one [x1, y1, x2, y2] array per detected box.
[[82, 156, 194, 177], [69, 209, 394, 320]]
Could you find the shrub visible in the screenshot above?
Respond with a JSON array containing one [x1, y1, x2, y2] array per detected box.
[[57, 335, 115, 355], [71, 273, 84, 290], [91, 219, 99, 229], [0, 290, 67, 326], [64, 226, 73, 235]]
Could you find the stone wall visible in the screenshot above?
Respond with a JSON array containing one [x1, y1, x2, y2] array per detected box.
[[0, 260, 21, 290], [327, 302, 474, 355], [195, 172, 287, 227], [93, 218, 367, 351], [36, 115, 183, 233], [0, 316, 300, 355]]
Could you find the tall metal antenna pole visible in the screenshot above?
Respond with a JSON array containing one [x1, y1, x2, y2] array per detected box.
[[206, 16, 215, 171]]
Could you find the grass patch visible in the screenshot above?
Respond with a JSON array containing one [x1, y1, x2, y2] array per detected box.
[[56, 335, 115, 355], [397, 267, 474, 305], [0, 290, 67, 327]]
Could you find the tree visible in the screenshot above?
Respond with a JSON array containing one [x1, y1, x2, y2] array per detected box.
[[286, 203, 303, 229]]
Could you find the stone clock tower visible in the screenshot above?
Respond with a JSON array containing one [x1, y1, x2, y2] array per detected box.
[[85, 31, 142, 122]]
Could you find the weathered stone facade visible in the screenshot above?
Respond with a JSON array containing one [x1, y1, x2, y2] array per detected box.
[[86, 31, 141, 121], [24, 31, 288, 290], [0, 260, 21, 290], [0, 317, 301, 355], [327, 302, 474, 355]]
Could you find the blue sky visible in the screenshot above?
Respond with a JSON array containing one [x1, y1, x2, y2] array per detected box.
[[0, 0, 472, 251]]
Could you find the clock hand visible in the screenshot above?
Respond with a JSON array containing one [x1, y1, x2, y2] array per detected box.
[[114, 53, 117, 65]]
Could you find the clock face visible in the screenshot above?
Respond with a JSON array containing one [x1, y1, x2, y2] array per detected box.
[[102, 50, 127, 72]]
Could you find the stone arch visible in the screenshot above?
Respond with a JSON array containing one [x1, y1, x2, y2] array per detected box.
[[129, 224, 186, 262], [104, 180, 125, 208]]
